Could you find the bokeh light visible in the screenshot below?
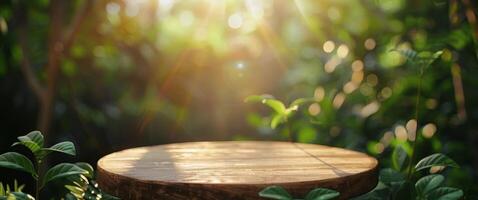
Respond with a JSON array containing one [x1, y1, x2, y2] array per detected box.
[[351, 60, 364, 72], [323, 41, 336, 53], [314, 87, 325, 102], [228, 13, 243, 29], [333, 92, 346, 109], [394, 125, 408, 141], [360, 101, 380, 117], [406, 119, 417, 141], [308, 103, 321, 116], [337, 44, 350, 58], [364, 38, 376, 50], [422, 123, 437, 138]]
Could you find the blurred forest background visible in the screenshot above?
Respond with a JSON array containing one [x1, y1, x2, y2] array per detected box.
[[1, 0, 477, 196]]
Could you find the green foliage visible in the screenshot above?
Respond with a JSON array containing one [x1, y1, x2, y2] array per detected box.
[[63, 166, 120, 200], [391, 145, 409, 171], [0, 131, 119, 200], [395, 49, 443, 68], [13, 131, 43, 157], [249, 48, 467, 200], [41, 142, 76, 157], [0, 153, 37, 179], [245, 95, 316, 129], [378, 168, 405, 186], [258, 186, 292, 200], [356, 156, 463, 200], [414, 153, 459, 172], [17, 131, 44, 149], [426, 187, 463, 200], [415, 175, 444, 196], [12, 131, 76, 161], [0, 180, 34, 200], [0, 192, 35, 200], [0, 180, 24, 196], [259, 186, 339, 200], [304, 188, 340, 200], [74, 163, 94, 179], [252, 43, 466, 199], [41, 163, 88, 188]]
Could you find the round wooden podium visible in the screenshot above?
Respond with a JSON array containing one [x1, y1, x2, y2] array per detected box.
[[97, 141, 378, 200]]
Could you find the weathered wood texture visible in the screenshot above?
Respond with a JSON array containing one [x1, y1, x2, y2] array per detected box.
[[97, 141, 378, 200]]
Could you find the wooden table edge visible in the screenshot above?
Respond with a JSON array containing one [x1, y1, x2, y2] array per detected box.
[[97, 141, 379, 199]]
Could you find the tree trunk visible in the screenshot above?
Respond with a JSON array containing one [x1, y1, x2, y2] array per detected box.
[[16, 0, 92, 139], [35, 0, 64, 136], [37, 92, 54, 134]]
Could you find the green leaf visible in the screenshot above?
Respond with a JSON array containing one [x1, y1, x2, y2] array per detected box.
[[13, 180, 24, 193], [394, 49, 418, 62], [284, 105, 299, 117], [415, 51, 443, 68], [427, 187, 463, 200], [289, 98, 316, 107], [432, 51, 444, 59], [391, 146, 408, 171], [379, 168, 405, 186], [263, 99, 287, 114], [305, 188, 340, 200], [394, 49, 443, 69], [271, 114, 286, 129], [65, 185, 85, 198], [415, 153, 459, 171], [75, 162, 94, 179], [258, 186, 292, 200], [448, 28, 472, 50], [244, 94, 287, 114], [66, 174, 89, 188], [41, 141, 76, 157], [42, 163, 88, 188], [352, 183, 388, 200], [13, 131, 44, 150], [415, 174, 444, 196], [12, 141, 41, 155], [0, 153, 37, 179], [244, 94, 274, 103], [18, 131, 44, 148], [7, 192, 35, 200], [377, 168, 410, 198], [352, 184, 389, 200], [0, 183, 4, 196]]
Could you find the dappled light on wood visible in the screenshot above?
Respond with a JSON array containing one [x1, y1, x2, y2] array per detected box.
[[97, 141, 378, 199]]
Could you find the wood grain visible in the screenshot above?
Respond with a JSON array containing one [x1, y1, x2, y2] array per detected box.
[[97, 141, 378, 200]]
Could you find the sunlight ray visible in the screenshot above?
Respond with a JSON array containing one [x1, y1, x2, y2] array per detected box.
[[137, 1, 225, 135], [293, 0, 325, 42], [256, 19, 289, 72]]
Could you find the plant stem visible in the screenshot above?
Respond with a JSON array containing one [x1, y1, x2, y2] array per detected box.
[[407, 67, 424, 180], [35, 180, 39, 200], [35, 160, 40, 200]]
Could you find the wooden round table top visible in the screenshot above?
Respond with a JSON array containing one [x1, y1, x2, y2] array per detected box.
[[97, 141, 378, 200]]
